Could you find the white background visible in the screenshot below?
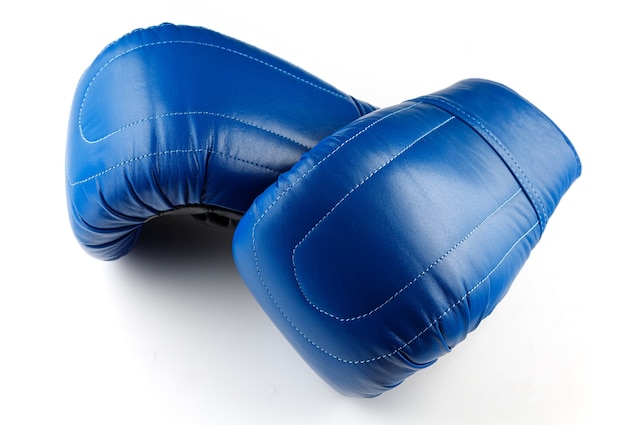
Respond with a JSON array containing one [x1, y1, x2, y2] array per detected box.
[[1, 1, 623, 424]]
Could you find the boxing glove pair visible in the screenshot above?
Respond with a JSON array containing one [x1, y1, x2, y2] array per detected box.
[[66, 23, 581, 397]]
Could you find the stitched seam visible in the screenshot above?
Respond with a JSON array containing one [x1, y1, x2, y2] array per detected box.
[[315, 220, 539, 363], [294, 187, 523, 321], [425, 97, 548, 226], [256, 218, 539, 365], [291, 116, 456, 320], [68, 148, 280, 187], [80, 111, 309, 150], [327, 220, 538, 365], [249, 103, 420, 364], [78, 40, 349, 144], [251, 103, 421, 226]]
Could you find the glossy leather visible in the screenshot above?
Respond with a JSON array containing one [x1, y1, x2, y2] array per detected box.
[[232, 79, 581, 397], [65, 23, 375, 260]]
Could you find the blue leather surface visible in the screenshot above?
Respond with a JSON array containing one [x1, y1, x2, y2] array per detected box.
[[65, 23, 375, 260], [232, 79, 581, 397]]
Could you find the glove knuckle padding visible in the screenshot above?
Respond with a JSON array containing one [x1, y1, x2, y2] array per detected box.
[[66, 23, 375, 260], [232, 79, 581, 397]]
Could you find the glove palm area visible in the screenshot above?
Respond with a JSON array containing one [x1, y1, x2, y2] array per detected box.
[[65, 23, 374, 260], [232, 79, 581, 397]]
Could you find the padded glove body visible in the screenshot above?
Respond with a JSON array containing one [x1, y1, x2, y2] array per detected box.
[[232, 79, 581, 397], [66, 23, 374, 260]]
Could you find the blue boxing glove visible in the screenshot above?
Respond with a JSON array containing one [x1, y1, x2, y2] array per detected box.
[[232, 79, 581, 397], [65, 23, 375, 260]]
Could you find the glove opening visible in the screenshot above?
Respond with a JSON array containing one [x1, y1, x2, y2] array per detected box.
[[152, 205, 242, 228]]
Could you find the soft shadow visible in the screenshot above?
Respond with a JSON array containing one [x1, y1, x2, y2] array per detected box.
[[128, 214, 235, 264], [116, 214, 239, 285], [103, 214, 445, 413], [104, 214, 296, 408]]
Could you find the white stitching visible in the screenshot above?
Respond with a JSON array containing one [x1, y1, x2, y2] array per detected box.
[[293, 188, 523, 321], [423, 97, 548, 228], [68, 148, 281, 187], [328, 220, 539, 364], [257, 213, 539, 364], [250, 103, 421, 227], [80, 111, 309, 150], [249, 104, 421, 362], [78, 40, 349, 144], [291, 116, 455, 320]]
